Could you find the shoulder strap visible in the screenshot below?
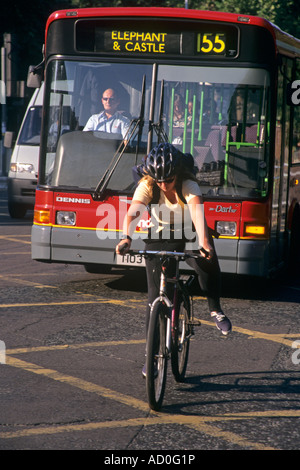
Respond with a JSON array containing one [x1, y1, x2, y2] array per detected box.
[[150, 184, 160, 205], [175, 180, 186, 205], [149, 182, 186, 206]]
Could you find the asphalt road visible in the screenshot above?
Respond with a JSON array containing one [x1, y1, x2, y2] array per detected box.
[[1, 181, 300, 454]]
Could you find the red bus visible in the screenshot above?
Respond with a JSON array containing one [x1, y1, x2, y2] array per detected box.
[[30, 6, 300, 277]]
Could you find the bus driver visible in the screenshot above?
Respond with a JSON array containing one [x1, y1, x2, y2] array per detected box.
[[83, 88, 130, 139]]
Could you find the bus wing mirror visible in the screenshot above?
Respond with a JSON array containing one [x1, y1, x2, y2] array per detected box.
[[4, 131, 15, 149], [27, 65, 43, 88]]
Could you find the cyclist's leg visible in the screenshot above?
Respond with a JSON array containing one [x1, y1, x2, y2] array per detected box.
[[186, 248, 221, 308], [186, 246, 232, 335]]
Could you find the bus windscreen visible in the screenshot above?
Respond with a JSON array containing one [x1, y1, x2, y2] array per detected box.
[[41, 59, 270, 200]]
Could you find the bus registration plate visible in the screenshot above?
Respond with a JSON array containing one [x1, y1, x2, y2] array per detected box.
[[116, 253, 145, 267]]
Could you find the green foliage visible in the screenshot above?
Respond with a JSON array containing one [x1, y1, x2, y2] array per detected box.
[[0, 0, 299, 81], [190, 0, 276, 19], [70, 0, 300, 37], [190, 0, 300, 38]]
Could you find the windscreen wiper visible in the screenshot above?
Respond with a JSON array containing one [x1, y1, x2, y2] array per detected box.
[[93, 76, 146, 201], [135, 75, 145, 165]]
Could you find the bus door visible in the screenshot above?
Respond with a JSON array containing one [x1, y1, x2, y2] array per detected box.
[[270, 57, 293, 269]]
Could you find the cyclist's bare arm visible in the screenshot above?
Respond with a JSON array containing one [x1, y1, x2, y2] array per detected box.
[[116, 200, 146, 255], [187, 195, 213, 259]]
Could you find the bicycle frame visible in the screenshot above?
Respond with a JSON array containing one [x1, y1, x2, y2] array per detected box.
[[160, 259, 175, 354], [135, 250, 196, 352], [125, 249, 200, 410]]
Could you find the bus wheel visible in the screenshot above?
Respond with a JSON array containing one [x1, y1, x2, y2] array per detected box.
[[8, 201, 27, 219]]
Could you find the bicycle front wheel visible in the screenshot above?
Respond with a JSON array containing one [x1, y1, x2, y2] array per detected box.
[[146, 301, 168, 411], [171, 291, 191, 382]]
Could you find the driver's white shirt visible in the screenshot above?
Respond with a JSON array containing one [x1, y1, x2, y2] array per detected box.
[[83, 111, 130, 138]]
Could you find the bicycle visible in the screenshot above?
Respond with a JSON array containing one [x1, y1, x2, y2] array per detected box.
[[128, 249, 203, 411]]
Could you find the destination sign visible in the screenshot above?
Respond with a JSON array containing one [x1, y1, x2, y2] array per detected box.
[[76, 20, 239, 58], [104, 30, 179, 54], [197, 33, 226, 55]]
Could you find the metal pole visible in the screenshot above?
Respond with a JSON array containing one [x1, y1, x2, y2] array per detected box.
[[1, 46, 7, 176], [147, 63, 158, 153], [185, 0, 188, 8]]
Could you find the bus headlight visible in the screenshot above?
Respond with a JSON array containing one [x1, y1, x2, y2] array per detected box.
[[216, 221, 237, 236], [10, 163, 34, 173], [56, 211, 76, 226]]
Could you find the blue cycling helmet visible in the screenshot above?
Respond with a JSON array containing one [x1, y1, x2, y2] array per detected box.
[[145, 143, 179, 182]]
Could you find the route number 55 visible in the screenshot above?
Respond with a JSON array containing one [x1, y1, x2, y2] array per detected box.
[[197, 33, 226, 54]]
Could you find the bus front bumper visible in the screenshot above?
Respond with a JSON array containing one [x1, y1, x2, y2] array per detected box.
[[32, 225, 270, 277]]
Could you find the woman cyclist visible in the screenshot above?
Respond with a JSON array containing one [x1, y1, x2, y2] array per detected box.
[[116, 143, 231, 373]]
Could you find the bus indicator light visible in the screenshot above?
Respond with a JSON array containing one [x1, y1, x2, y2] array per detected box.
[[244, 224, 266, 236], [237, 17, 250, 23], [34, 209, 51, 225]]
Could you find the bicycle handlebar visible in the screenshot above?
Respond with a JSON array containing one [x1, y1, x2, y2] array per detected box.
[[127, 249, 206, 260]]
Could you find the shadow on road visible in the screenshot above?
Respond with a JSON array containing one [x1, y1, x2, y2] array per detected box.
[[162, 369, 300, 415], [105, 268, 300, 304]]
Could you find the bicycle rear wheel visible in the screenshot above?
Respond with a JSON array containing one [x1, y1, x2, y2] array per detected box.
[[171, 291, 191, 382], [146, 301, 168, 411]]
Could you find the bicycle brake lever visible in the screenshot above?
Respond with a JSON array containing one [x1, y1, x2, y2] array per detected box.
[[118, 242, 129, 256], [114, 242, 130, 260], [199, 248, 213, 261]]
